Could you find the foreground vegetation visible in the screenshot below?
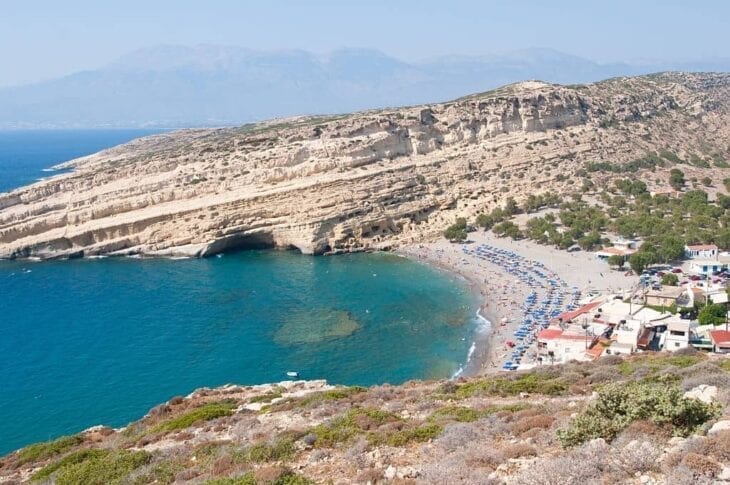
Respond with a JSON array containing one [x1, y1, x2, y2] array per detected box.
[[2, 351, 729, 484]]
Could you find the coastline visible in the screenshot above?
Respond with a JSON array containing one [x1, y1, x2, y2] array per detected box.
[[399, 230, 637, 375]]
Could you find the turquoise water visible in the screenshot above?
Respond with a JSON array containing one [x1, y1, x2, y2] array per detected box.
[[0, 132, 478, 455]]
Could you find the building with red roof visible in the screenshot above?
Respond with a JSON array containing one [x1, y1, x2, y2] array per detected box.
[[709, 329, 730, 353]]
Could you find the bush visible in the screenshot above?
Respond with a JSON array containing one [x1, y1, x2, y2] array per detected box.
[[17, 434, 84, 465], [510, 415, 555, 434], [205, 473, 257, 485], [153, 401, 237, 433], [31, 449, 108, 482], [55, 450, 151, 485], [246, 436, 296, 463], [455, 373, 568, 398], [501, 443, 537, 459], [662, 273, 679, 286], [557, 382, 720, 447], [311, 408, 400, 447]]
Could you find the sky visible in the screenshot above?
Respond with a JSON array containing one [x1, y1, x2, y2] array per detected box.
[[1, 0, 728, 87]]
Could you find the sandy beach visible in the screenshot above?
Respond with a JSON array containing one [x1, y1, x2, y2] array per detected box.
[[399, 230, 638, 374]]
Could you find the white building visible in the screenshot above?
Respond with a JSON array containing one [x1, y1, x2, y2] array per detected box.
[[685, 244, 719, 260], [614, 319, 643, 351], [689, 260, 723, 276], [664, 320, 691, 351]]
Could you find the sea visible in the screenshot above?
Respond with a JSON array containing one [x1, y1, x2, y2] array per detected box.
[[0, 130, 480, 455]]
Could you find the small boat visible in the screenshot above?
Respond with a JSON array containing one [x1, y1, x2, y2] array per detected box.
[[286, 371, 299, 378]]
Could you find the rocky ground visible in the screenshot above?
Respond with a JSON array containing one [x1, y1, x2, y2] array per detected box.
[[0, 72, 728, 260], [1, 351, 729, 484]]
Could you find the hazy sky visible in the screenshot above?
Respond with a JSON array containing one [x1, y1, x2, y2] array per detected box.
[[1, 0, 727, 87]]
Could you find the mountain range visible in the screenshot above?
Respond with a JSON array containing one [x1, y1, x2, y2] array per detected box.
[[1, 45, 729, 129]]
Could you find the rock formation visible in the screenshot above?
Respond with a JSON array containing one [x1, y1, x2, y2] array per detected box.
[[0, 72, 728, 259]]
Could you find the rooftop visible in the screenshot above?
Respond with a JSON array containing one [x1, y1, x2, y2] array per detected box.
[[709, 330, 730, 346], [686, 244, 719, 251]]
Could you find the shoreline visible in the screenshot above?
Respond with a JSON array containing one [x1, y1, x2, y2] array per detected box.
[[399, 230, 638, 375]]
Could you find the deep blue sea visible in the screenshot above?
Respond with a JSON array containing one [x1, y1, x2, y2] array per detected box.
[[0, 131, 477, 455]]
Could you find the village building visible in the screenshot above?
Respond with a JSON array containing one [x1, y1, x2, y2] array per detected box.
[[650, 188, 681, 198], [612, 318, 644, 352], [595, 246, 635, 262], [663, 320, 691, 350], [537, 321, 609, 363], [709, 329, 730, 353], [645, 286, 686, 308], [689, 260, 723, 276], [685, 244, 719, 260], [612, 238, 639, 251]]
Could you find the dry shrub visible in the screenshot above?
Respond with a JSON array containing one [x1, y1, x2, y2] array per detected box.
[[420, 452, 501, 485], [174, 468, 198, 481], [692, 430, 730, 462], [510, 415, 555, 435], [587, 367, 617, 384], [501, 443, 537, 459], [211, 455, 234, 476], [355, 467, 383, 483], [514, 408, 543, 419], [596, 354, 623, 366], [512, 439, 612, 485], [254, 465, 287, 483], [674, 346, 698, 356], [681, 373, 730, 391], [435, 423, 480, 452], [614, 440, 660, 475], [666, 465, 716, 485], [680, 453, 720, 477], [463, 449, 504, 470], [614, 419, 672, 445]]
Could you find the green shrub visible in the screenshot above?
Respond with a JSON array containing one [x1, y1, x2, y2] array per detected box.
[[264, 386, 366, 413], [246, 436, 296, 463], [205, 473, 256, 485], [249, 389, 284, 404], [31, 449, 108, 482], [55, 450, 151, 485], [379, 423, 442, 447], [428, 406, 482, 423], [312, 408, 401, 447], [557, 382, 719, 447], [17, 434, 84, 464], [455, 373, 568, 398], [152, 400, 237, 433]]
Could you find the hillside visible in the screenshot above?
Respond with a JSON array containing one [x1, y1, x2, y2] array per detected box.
[[0, 72, 729, 260], [1, 351, 729, 484]]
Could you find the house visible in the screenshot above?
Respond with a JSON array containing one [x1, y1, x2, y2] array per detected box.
[[595, 246, 635, 262], [650, 188, 681, 198], [689, 260, 723, 276], [612, 238, 639, 251], [645, 286, 685, 308], [664, 320, 691, 351], [537, 320, 610, 364], [685, 244, 719, 260], [613, 319, 643, 351], [709, 330, 730, 353]]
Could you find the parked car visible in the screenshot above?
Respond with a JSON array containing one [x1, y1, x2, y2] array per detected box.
[[689, 275, 702, 281], [671, 268, 683, 273]]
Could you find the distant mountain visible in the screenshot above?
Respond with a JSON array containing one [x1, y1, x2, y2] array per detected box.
[[1, 45, 728, 129]]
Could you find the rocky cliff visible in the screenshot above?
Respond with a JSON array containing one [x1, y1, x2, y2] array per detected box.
[[1, 72, 729, 259]]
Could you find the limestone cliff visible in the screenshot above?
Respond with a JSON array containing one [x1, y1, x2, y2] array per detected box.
[[0, 72, 728, 259]]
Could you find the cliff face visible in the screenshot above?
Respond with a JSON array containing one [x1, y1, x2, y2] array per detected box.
[[0, 73, 729, 259]]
